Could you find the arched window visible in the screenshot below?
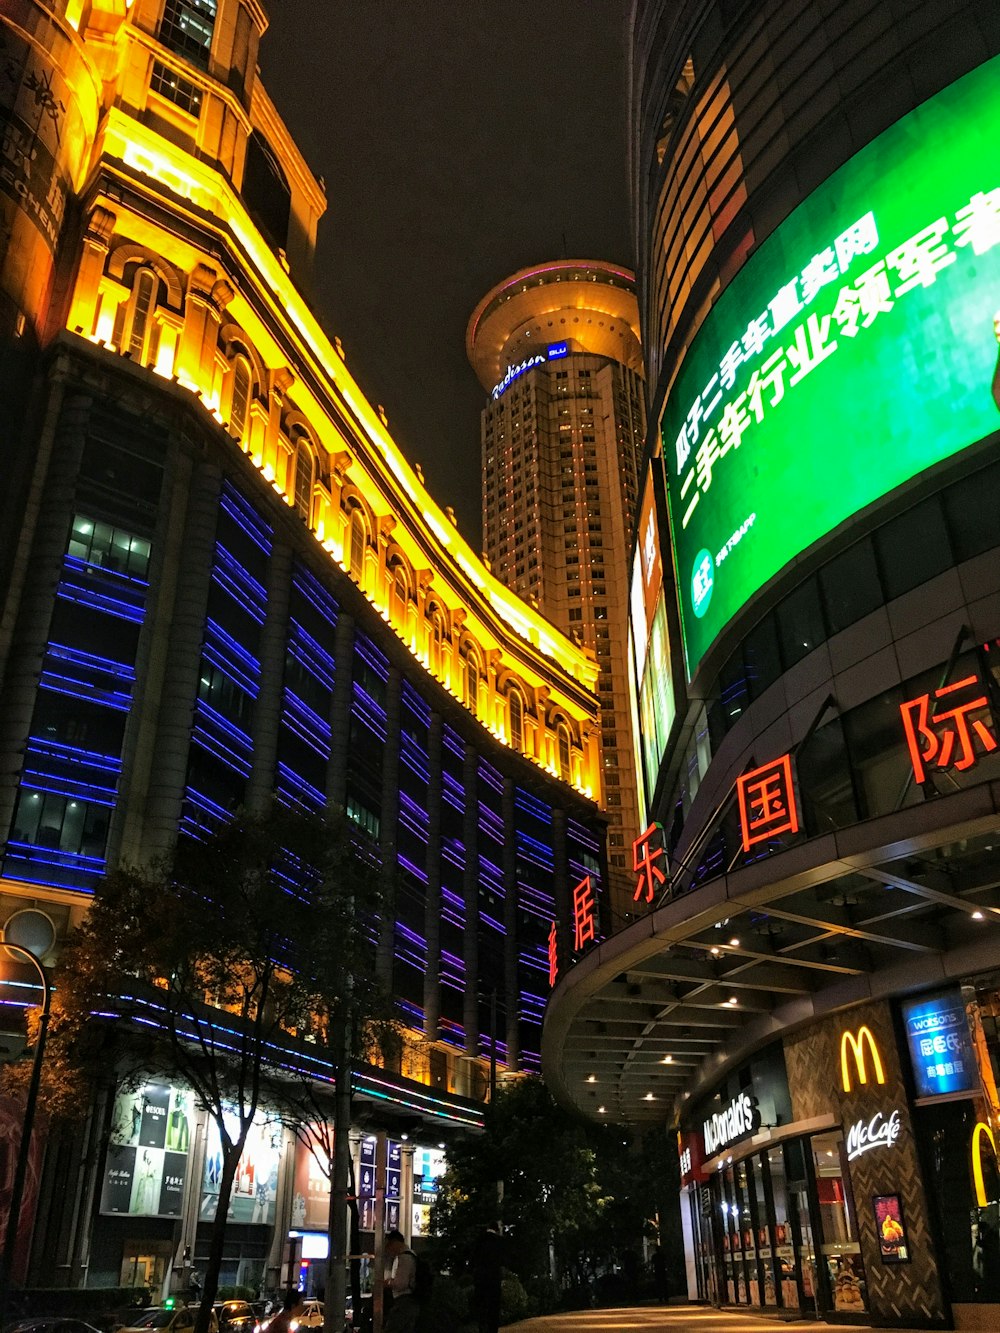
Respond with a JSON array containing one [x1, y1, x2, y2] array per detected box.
[[508, 688, 524, 752], [294, 441, 313, 519], [348, 508, 366, 581], [463, 651, 480, 716], [428, 610, 444, 676], [230, 356, 252, 440], [389, 562, 409, 628], [557, 723, 572, 782], [115, 267, 161, 365]]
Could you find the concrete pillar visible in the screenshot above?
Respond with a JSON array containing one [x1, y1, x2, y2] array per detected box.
[[501, 778, 520, 1071], [553, 808, 571, 964], [462, 744, 479, 1059], [138, 459, 222, 861], [0, 371, 75, 846], [326, 612, 354, 813], [423, 712, 443, 1042], [247, 540, 292, 812], [377, 667, 402, 990]]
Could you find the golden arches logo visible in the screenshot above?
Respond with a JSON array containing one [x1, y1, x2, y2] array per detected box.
[[840, 1026, 886, 1093], [973, 1122, 998, 1208]]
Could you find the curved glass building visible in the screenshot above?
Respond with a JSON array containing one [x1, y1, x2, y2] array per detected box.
[[545, 0, 1000, 1323]]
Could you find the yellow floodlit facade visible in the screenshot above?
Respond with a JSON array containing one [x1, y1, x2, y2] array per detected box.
[[49, 0, 600, 799]]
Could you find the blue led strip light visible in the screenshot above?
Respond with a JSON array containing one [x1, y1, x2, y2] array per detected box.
[[3, 506, 155, 891], [291, 562, 339, 627], [220, 480, 273, 554], [107, 989, 484, 1128]]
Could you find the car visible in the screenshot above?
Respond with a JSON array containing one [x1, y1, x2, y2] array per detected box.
[[6, 1321, 104, 1333], [212, 1305, 254, 1333], [117, 1308, 218, 1333], [291, 1303, 323, 1331]]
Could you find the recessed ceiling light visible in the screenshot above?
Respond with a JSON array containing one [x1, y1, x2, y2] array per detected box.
[[729, 937, 740, 947], [586, 1075, 597, 1083], [597, 1105, 606, 1114], [727, 996, 739, 1006], [972, 910, 985, 920], [710, 946, 721, 956], [644, 1092, 655, 1101], [661, 1055, 673, 1064]]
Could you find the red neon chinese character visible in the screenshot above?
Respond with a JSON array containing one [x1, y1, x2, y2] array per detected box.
[[573, 875, 597, 952], [548, 919, 558, 988], [632, 822, 667, 904], [736, 754, 799, 851], [900, 674, 997, 784]]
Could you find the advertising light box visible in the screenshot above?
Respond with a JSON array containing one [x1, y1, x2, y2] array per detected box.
[[662, 54, 1000, 677], [902, 989, 977, 1099]]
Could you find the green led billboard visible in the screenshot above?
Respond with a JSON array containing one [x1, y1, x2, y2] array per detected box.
[[662, 54, 1000, 677]]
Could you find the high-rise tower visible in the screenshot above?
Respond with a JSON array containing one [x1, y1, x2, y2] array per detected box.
[[467, 262, 645, 924]]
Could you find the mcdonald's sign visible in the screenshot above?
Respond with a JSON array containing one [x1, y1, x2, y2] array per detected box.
[[840, 1025, 886, 1093], [972, 1122, 998, 1208]]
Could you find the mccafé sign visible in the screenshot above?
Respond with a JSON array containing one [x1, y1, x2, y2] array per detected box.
[[840, 1024, 902, 1164], [703, 1091, 761, 1156], [845, 1109, 901, 1162]]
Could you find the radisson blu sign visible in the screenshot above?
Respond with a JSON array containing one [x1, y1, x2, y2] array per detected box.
[[491, 341, 568, 399], [661, 54, 1000, 677]]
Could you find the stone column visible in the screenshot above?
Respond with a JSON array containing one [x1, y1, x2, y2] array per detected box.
[[247, 540, 292, 812], [501, 778, 520, 1071], [326, 612, 354, 813], [377, 667, 402, 990], [423, 712, 443, 1042], [462, 744, 480, 1059], [0, 370, 74, 847], [134, 459, 222, 861], [552, 808, 571, 964]]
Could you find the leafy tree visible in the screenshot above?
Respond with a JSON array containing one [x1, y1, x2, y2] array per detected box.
[[49, 806, 384, 1333], [431, 1077, 680, 1305]]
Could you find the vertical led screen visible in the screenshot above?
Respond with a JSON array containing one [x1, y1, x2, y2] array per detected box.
[[661, 54, 1000, 677], [631, 463, 675, 794]]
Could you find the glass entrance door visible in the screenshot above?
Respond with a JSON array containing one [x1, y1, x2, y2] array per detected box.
[[810, 1129, 868, 1317]]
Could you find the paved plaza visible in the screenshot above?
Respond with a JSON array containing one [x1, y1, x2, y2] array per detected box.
[[506, 1305, 926, 1333]]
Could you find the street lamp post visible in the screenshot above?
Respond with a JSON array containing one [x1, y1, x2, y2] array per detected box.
[[0, 937, 53, 1324]]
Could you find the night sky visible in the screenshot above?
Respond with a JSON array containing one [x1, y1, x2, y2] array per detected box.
[[262, 1, 633, 547]]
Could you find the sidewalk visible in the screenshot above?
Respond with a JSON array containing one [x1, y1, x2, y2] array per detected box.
[[504, 1303, 927, 1332]]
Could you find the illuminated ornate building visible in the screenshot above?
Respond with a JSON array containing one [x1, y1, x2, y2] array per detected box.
[[0, 0, 606, 1291], [468, 263, 646, 927], [544, 0, 1000, 1327]]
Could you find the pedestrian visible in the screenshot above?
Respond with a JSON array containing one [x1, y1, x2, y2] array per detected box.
[[471, 1225, 503, 1333], [383, 1229, 420, 1333], [653, 1247, 667, 1303], [264, 1291, 304, 1333]]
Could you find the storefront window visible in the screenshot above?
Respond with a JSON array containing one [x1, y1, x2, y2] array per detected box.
[[767, 1146, 801, 1309], [733, 1158, 762, 1305], [720, 1166, 743, 1303], [750, 1154, 778, 1306], [919, 1098, 1000, 1303], [811, 1130, 868, 1314]]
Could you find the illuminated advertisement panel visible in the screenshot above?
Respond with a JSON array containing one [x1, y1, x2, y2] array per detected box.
[[901, 989, 977, 1098], [662, 54, 1000, 676], [631, 462, 675, 792], [101, 1081, 194, 1218], [201, 1108, 282, 1224], [638, 594, 675, 792]]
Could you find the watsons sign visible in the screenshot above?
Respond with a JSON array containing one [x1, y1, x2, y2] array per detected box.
[[703, 1092, 761, 1156], [845, 1109, 901, 1163], [491, 341, 570, 399]]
